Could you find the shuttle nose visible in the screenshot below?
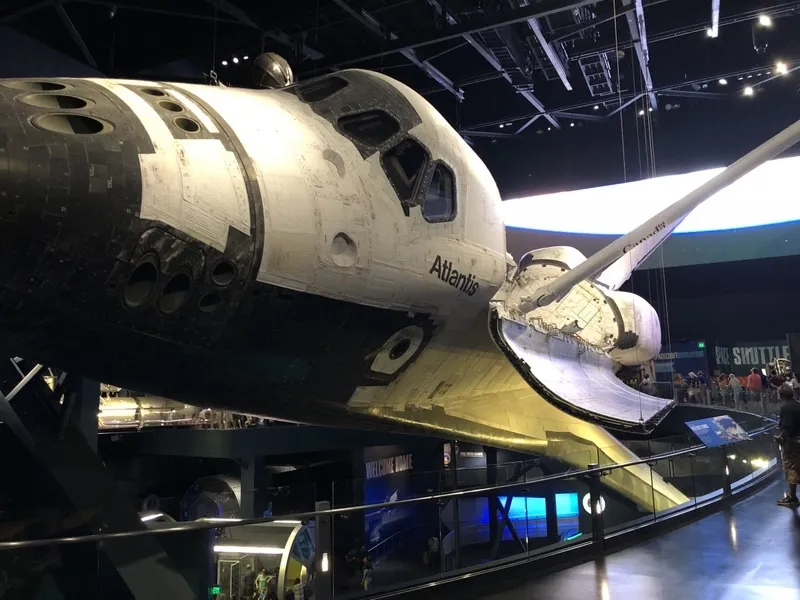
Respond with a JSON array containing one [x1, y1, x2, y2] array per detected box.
[[0, 78, 257, 354], [0, 78, 145, 347]]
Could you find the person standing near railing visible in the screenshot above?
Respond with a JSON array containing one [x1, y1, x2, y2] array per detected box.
[[747, 368, 762, 408], [728, 374, 742, 407], [776, 383, 800, 507]]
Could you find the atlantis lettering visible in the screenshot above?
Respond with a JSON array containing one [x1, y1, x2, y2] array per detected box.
[[623, 221, 667, 253], [429, 255, 479, 296]]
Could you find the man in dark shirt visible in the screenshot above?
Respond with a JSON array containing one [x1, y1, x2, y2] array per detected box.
[[777, 383, 800, 506], [769, 370, 786, 390], [242, 564, 255, 599]]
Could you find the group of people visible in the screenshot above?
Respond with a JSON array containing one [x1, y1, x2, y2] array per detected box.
[[240, 565, 307, 600], [345, 546, 373, 591]]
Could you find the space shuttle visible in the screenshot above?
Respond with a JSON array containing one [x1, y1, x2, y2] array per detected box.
[[1, 55, 798, 511]]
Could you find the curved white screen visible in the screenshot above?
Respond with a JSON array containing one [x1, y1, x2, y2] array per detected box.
[[502, 155, 800, 234]]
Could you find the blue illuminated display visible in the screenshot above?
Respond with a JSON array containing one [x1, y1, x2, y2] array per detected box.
[[498, 496, 546, 520], [555, 493, 579, 518], [491, 493, 579, 522]]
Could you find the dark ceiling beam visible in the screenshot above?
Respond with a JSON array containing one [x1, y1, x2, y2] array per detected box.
[[456, 130, 518, 138], [54, 1, 97, 68], [205, 0, 323, 61], [0, 0, 56, 23], [68, 0, 242, 24], [516, 0, 572, 91], [425, 0, 560, 128], [329, 0, 464, 100], [658, 89, 726, 99], [572, 1, 800, 59], [461, 61, 785, 132], [622, 0, 657, 109], [306, 0, 607, 72]]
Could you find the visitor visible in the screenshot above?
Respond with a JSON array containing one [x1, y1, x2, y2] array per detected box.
[[255, 568, 268, 600], [728, 374, 742, 407], [361, 557, 373, 590], [242, 564, 255, 600], [777, 383, 800, 507], [747, 368, 762, 405], [641, 374, 656, 395], [291, 577, 305, 600], [792, 372, 800, 400]]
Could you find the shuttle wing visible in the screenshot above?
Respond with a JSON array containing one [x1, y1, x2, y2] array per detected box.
[[533, 117, 800, 302]]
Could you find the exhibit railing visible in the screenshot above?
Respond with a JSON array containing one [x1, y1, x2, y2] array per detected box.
[[0, 422, 779, 599]]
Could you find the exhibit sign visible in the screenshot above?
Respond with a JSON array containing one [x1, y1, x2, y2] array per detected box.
[[653, 342, 708, 383], [714, 341, 789, 376], [686, 415, 750, 447], [365, 454, 413, 480]]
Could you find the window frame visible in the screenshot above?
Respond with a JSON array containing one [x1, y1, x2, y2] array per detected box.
[[420, 160, 457, 224], [336, 109, 401, 148], [379, 136, 432, 208], [291, 75, 349, 103]]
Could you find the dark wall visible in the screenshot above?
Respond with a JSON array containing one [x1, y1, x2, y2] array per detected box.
[[0, 26, 102, 78], [625, 254, 800, 343]]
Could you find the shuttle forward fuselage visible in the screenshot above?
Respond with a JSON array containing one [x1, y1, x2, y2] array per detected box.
[[0, 70, 508, 427]]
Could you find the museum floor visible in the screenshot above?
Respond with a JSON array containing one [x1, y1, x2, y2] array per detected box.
[[412, 479, 800, 600]]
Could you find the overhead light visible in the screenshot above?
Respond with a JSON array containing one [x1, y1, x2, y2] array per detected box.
[[243, 55, 249, 60], [738, 76, 744, 80], [776, 61, 788, 74], [706, 27, 717, 38], [648, 107, 653, 112], [213, 545, 285, 555], [747, 74, 752, 78], [499, 124, 504, 129], [718, 78, 728, 85], [547, 127, 551, 131], [505, 122, 512, 127], [593, 105, 599, 110], [232, 57, 239, 64], [743, 86, 754, 96], [321, 552, 330, 573], [758, 14, 772, 27], [638, 109, 645, 116], [570, 122, 575, 127], [141, 513, 164, 522], [221, 60, 228, 66]]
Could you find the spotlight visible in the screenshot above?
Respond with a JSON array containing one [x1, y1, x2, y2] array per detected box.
[[706, 27, 714, 37], [743, 86, 754, 96], [758, 14, 772, 27], [776, 61, 788, 74], [638, 109, 645, 116], [718, 78, 727, 85], [232, 56, 239, 64], [499, 124, 504, 129], [243, 55, 249, 60], [547, 127, 552, 131], [221, 60, 228, 66], [648, 107, 653, 112], [570, 122, 575, 127], [593, 105, 599, 110]]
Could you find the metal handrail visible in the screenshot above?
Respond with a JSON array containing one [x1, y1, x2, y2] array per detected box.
[[0, 422, 777, 550]]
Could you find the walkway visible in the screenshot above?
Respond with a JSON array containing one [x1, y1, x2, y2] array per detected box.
[[428, 480, 800, 600]]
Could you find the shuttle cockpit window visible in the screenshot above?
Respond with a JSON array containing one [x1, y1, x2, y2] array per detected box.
[[294, 76, 348, 103], [337, 110, 400, 146], [422, 163, 456, 223], [381, 138, 428, 204]]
